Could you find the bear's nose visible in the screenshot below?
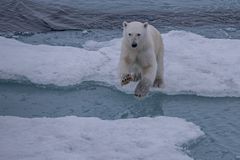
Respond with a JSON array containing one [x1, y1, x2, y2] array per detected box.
[[132, 43, 137, 48]]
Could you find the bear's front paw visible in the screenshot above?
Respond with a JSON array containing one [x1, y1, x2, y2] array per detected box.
[[121, 74, 133, 86], [134, 78, 151, 97]]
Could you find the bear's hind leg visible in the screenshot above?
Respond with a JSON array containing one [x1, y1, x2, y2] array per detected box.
[[153, 78, 164, 88], [153, 53, 164, 88]]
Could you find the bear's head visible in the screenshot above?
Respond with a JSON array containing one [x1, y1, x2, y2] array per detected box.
[[122, 21, 148, 49]]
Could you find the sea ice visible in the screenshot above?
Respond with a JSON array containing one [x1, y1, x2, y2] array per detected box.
[[0, 31, 239, 96], [0, 116, 204, 160]]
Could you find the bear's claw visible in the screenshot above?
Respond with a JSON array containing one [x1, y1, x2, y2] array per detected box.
[[121, 74, 132, 86], [134, 78, 151, 97]]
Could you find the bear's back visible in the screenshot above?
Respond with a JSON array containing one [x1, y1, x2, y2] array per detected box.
[[148, 25, 163, 55]]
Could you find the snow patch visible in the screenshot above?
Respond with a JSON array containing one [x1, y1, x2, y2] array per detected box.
[[0, 116, 204, 160], [0, 31, 240, 96]]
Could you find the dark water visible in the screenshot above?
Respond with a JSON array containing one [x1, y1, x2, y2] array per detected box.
[[1, 0, 240, 43], [1, 1, 240, 160], [0, 81, 240, 160]]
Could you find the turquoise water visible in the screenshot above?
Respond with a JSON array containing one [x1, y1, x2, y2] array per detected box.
[[1, 0, 240, 159], [0, 81, 240, 160]]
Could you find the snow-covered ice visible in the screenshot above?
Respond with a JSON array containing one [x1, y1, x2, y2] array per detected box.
[[0, 116, 204, 160], [0, 31, 240, 96]]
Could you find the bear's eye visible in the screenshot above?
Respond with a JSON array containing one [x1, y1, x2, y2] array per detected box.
[[137, 33, 141, 36], [128, 33, 132, 36]]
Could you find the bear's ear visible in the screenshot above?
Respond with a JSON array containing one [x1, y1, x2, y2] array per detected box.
[[143, 22, 148, 28], [123, 21, 128, 28]]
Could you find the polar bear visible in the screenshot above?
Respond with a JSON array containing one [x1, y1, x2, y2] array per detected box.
[[118, 21, 164, 97]]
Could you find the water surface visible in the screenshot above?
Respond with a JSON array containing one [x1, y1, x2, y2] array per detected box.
[[1, 1, 240, 160], [0, 81, 240, 160]]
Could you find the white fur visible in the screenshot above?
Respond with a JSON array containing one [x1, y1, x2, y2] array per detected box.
[[119, 21, 164, 96]]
